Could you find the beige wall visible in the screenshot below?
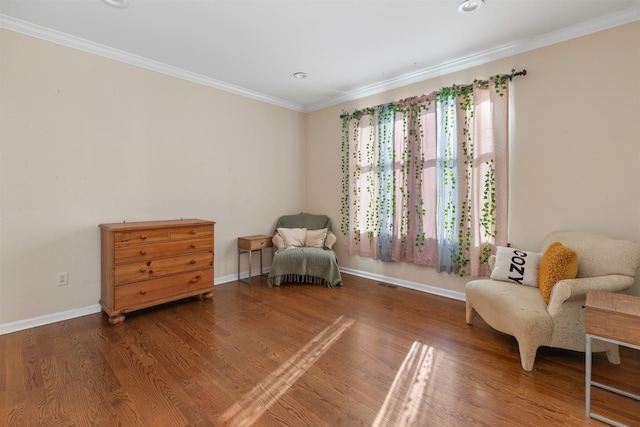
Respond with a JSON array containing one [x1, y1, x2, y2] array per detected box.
[[0, 29, 306, 324], [306, 21, 640, 296], [2, 21, 640, 326]]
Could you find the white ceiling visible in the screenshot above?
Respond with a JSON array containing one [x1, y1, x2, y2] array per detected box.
[[2, 0, 639, 112]]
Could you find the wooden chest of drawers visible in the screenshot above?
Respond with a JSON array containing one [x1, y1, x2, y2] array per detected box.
[[100, 219, 215, 324]]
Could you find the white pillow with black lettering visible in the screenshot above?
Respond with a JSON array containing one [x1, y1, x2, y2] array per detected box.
[[490, 246, 543, 287]]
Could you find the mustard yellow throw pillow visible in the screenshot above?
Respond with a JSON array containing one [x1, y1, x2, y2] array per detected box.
[[538, 242, 578, 303]]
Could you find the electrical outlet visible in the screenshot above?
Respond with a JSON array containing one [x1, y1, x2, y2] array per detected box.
[[56, 272, 68, 286]]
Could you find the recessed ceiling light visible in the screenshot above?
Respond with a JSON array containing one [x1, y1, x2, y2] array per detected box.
[[102, 0, 129, 9], [293, 72, 308, 79], [458, 0, 484, 13]]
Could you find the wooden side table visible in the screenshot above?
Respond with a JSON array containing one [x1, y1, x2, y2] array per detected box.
[[237, 235, 273, 283], [585, 289, 640, 426]]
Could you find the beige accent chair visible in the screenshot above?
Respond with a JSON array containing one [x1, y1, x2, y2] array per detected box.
[[465, 231, 640, 371]]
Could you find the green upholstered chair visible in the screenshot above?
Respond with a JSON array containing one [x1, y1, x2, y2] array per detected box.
[[268, 212, 342, 288]]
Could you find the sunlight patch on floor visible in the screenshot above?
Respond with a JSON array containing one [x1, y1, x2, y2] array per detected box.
[[372, 341, 437, 427], [218, 315, 355, 426]]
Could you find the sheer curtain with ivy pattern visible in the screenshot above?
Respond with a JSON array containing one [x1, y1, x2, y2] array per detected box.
[[340, 76, 510, 276]]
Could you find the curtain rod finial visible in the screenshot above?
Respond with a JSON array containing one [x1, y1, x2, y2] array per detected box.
[[510, 69, 527, 81]]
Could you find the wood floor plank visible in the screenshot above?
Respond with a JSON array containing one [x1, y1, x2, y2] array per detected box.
[[1, 273, 639, 426]]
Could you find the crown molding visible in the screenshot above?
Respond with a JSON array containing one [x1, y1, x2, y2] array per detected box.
[[304, 2, 640, 112], [0, 14, 306, 113], [2, 2, 639, 114]]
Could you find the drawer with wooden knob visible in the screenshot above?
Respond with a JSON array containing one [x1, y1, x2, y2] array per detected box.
[[114, 252, 213, 285], [114, 228, 169, 245], [114, 238, 213, 265], [114, 268, 214, 311], [237, 235, 273, 251], [171, 225, 214, 240]]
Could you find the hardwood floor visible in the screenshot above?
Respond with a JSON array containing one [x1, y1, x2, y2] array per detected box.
[[1, 273, 638, 426]]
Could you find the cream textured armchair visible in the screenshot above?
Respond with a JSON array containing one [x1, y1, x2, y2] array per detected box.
[[465, 231, 640, 371]]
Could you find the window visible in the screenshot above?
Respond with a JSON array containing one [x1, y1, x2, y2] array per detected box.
[[341, 75, 511, 276]]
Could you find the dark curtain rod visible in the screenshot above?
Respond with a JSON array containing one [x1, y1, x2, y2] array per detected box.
[[511, 69, 527, 79], [341, 69, 527, 118], [449, 68, 527, 93], [482, 68, 526, 84], [432, 68, 527, 95]]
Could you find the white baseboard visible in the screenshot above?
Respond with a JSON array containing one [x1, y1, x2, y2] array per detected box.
[[0, 267, 463, 335], [0, 276, 248, 335], [0, 304, 102, 335], [338, 267, 466, 302], [216, 267, 272, 284], [225, 266, 466, 303]]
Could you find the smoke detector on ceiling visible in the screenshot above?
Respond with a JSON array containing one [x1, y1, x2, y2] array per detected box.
[[102, 0, 129, 9], [458, 0, 484, 13]]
